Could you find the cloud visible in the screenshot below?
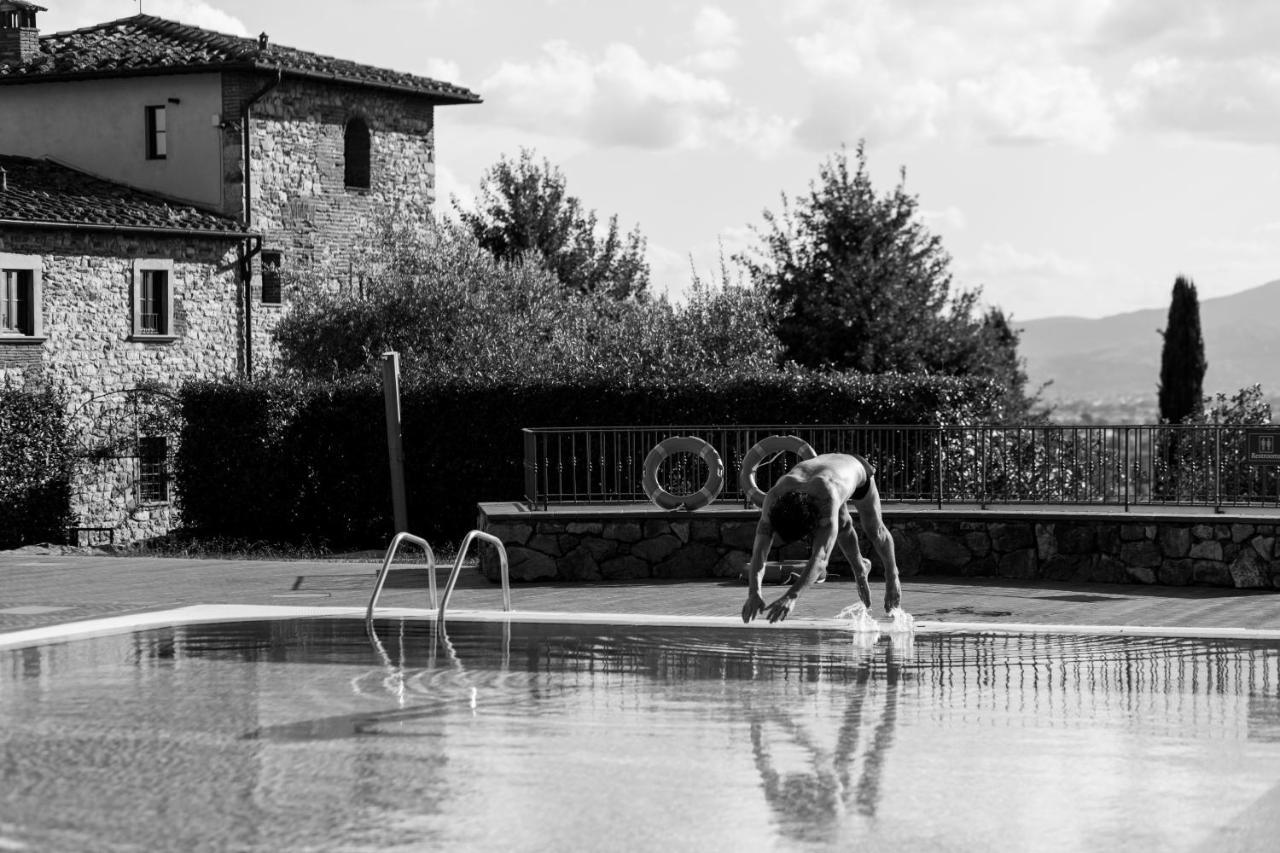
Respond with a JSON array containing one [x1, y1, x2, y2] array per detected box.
[[687, 6, 741, 72], [145, 1, 249, 34], [952, 241, 1100, 318], [1117, 55, 1280, 144], [432, 162, 474, 220], [418, 58, 463, 85], [649, 224, 756, 302], [41, 0, 248, 34], [956, 64, 1114, 151], [787, 4, 1118, 151], [921, 205, 967, 232], [480, 40, 792, 153]]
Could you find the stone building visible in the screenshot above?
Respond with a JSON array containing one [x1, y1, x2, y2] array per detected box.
[[0, 4, 479, 541]]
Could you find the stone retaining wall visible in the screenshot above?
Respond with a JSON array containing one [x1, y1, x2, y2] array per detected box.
[[477, 505, 1280, 589]]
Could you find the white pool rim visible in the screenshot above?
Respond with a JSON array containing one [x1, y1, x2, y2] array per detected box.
[[4, 603, 1280, 650]]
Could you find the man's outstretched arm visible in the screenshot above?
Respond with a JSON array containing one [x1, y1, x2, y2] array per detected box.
[[741, 525, 773, 623], [742, 491, 779, 623], [765, 485, 839, 623]]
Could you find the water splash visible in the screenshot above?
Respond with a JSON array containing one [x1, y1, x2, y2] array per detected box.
[[886, 607, 915, 634], [835, 601, 881, 635]]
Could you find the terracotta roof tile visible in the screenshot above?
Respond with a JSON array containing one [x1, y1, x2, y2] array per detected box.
[[0, 155, 245, 235], [0, 14, 481, 103]]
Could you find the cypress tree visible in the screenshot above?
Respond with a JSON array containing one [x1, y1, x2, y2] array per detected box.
[[1158, 275, 1207, 424]]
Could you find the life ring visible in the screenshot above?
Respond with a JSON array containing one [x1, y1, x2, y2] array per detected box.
[[739, 435, 817, 507], [642, 436, 724, 511]]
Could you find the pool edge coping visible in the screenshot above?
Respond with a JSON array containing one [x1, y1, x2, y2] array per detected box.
[[5, 604, 1280, 650]]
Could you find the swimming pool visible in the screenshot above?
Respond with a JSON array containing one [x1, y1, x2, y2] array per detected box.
[[4, 616, 1280, 852]]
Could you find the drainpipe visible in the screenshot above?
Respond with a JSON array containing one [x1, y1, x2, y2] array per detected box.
[[239, 67, 282, 377]]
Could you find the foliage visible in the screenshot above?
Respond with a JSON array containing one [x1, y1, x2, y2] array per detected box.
[[0, 386, 74, 548], [1196, 384, 1272, 427], [1158, 275, 1207, 425], [175, 373, 1001, 548], [273, 216, 781, 385], [737, 142, 1037, 418], [457, 148, 650, 299], [174, 379, 301, 542], [1150, 385, 1273, 502]]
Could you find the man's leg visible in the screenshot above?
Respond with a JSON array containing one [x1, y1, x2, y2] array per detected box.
[[854, 482, 901, 612], [836, 507, 872, 608]]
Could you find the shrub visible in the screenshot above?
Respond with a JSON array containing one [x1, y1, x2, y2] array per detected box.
[[0, 386, 73, 548], [175, 372, 1000, 548], [174, 379, 301, 542], [273, 216, 785, 386]]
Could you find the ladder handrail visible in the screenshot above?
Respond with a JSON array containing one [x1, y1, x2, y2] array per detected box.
[[439, 529, 511, 622], [366, 532, 436, 622]]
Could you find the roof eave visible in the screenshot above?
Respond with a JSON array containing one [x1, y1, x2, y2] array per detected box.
[[0, 218, 256, 239], [0, 62, 237, 85], [0, 60, 482, 103]]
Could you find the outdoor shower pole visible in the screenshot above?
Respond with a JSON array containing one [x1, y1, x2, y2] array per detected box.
[[381, 351, 409, 533]]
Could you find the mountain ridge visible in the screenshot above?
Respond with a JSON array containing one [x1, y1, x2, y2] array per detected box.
[[1016, 279, 1280, 412]]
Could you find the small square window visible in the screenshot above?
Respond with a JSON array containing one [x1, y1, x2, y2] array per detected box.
[[146, 105, 167, 160], [137, 435, 169, 503], [2, 269, 34, 335], [132, 259, 175, 341], [0, 254, 42, 340], [140, 270, 167, 335], [261, 250, 282, 304]]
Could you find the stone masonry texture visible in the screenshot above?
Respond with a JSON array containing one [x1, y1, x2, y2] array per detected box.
[[479, 509, 1280, 591]]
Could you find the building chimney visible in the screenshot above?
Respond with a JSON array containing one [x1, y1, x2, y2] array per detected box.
[[0, 1, 44, 67], [258, 32, 269, 51]]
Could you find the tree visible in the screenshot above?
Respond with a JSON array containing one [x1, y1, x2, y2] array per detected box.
[[738, 142, 1035, 418], [457, 148, 650, 299], [272, 212, 780, 385], [1158, 275, 1207, 424]]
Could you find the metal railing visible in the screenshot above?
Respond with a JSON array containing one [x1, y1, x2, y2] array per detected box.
[[522, 424, 1280, 510], [438, 530, 510, 622], [367, 529, 511, 624], [367, 532, 437, 621]]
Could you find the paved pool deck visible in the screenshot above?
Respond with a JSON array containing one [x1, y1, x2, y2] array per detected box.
[[4, 545, 1280, 640]]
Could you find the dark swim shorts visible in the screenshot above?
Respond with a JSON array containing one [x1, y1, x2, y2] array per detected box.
[[850, 453, 875, 501]]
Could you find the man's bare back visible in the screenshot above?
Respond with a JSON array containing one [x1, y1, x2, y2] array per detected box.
[[771, 453, 868, 507], [741, 452, 901, 624]]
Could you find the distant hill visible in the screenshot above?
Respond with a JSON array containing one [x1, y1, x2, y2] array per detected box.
[[1017, 279, 1280, 418]]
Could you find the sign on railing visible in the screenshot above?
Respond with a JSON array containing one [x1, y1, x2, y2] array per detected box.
[[1245, 428, 1280, 466]]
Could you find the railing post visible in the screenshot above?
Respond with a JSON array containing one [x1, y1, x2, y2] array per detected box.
[[522, 428, 538, 508], [1215, 423, 1223, 514], [1123, 427, 1130, 511], [980, 427, 987, 510], [380, 351, 408, 533], [936, 426, 944, 510]]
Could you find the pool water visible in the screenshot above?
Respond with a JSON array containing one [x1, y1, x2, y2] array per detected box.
[[3, 618, 1280, 852]]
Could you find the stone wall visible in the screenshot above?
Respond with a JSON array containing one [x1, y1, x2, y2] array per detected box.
[[222, 74, 438, 368], [0, 227, 243, 541], [477, 505, 1280, 590], [0, 228, 243, 400]]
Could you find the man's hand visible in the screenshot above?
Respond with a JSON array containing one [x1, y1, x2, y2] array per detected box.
[[766, 593, 797, 623], [741, 591, 766, 623]]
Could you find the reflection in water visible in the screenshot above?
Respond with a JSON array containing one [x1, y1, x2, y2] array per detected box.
[[4, 621, 1280, 852], [749, 632, 914, 844]]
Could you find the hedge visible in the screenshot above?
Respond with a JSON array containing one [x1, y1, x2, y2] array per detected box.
[[175, 372, 1001, 549], [0, 387, 74, 549]]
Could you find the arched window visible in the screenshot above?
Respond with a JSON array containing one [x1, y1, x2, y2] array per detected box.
[[344, 117, 371, 189]]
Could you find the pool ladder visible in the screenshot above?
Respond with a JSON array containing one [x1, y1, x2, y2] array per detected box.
[[366, 529, 511, 624]]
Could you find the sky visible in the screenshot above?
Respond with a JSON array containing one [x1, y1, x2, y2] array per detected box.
[[40, 0, 1280, 320]]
